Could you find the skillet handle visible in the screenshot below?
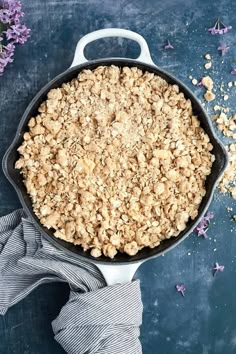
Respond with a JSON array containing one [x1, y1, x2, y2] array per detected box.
[[70, 28, 155, 67], [96, 262, 143, 286]]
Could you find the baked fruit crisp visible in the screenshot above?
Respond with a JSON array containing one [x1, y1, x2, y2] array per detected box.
[[16, 65, 215, 258]]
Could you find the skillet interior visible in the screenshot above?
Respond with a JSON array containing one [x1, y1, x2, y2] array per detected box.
[[2, 59, 228, 264]]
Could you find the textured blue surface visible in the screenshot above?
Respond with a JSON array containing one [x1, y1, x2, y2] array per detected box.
[[0, 0, 236, 353]]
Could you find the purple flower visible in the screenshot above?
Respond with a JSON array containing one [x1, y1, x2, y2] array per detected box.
[[208, 28, 216, 35], [0, 0, 29, 75], [195, 221, 208, 238], [164, 40, 174, 49], [218, 43, 230, 56], [0, 43, 15, 75], [213, 262, 224, 276], [5, 23, 30, 44], [197, 80, 204, 87], [194, 211, 214, 238], [208, 19, 232, 35], [231, 69, 236, 75], [176, 284, 186, 297], [0, 0, 24, 24], [0, 8, 11, 23], [221, 20, 232, 33], [204, 211, 214, 223]]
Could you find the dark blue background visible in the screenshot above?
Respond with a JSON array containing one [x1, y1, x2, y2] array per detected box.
[[0, 0, 236, 353]]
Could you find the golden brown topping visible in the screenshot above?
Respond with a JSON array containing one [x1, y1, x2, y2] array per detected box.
[[16, 65, 214, 258]]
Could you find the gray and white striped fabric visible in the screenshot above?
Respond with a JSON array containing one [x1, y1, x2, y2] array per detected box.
[[0, 209, 143, 354]]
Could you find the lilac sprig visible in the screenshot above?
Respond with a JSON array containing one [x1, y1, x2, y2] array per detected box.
[[164, 40, 174, 49], [6, 23, 30, 43], [0, 0, 30, 75], [194, 211, 214, 238], [176, 284, 186, 297], [0, 0, 23, 24], [203, 211, 214, 223], [218, 43, 230, 56], [208, 19, 232, 35], [0, 42, 14, 74], [197, 80, 204, 87], [213, 262, 224, 276]]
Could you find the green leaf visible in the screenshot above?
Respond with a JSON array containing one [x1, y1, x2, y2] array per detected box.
[[232, 59, 236, 63]]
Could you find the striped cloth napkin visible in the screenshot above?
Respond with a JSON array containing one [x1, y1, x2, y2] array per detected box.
[[0, 209, 143, 354]]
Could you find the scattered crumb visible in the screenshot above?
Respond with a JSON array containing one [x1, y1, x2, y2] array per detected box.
[[204, 91, 215, 102], [233, 215, 236, 221], [202, 76, 215, 102], [213, 105, 230, 113], [192, 78, 198, 85], [234, 81, 236, 87], [228, 82, 233, 88], [227, 207, 233, 211], [213, 113, 236, 138], [213, 248, 217, 252], [202, 76, 214, 90], [187, 252, 191, 256], [205, 62, 212, 70], [224, 95, 229, 101], [219, 82, 227, 93], [189, 75, 193, 80], [205, 54, 211, 60]]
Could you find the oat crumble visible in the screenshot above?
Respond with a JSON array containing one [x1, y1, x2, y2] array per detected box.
[[204, 62, 212, 70], [192, 78, 198, 86], [16, 65, 214, 258], [205, 54, 211, 60], [218, 143, 236, 198]]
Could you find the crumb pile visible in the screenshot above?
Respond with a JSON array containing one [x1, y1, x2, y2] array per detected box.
[[16, 66, 214, 258], [213, 113, 236, 198], [204, 54, 212, 70], [202, 76, 216, 102], [189, 56, 236, 200], [219, 143, 236, 198], [213, 112, 236, 139]]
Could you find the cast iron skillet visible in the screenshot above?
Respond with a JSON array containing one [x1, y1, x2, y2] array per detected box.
[[2, 29, 228, 284]]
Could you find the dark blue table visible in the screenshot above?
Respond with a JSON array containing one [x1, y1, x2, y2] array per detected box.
[[1, 0, 236, 353]]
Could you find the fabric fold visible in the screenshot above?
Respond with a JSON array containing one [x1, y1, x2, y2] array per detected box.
[[0, 210, 143, 354]]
